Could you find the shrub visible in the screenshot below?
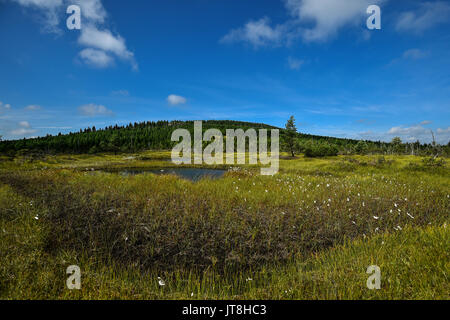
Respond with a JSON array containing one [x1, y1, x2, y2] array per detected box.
[[422, 157, 446, 167], [354, 141, 369, 155], [304, 141, 338, 157]]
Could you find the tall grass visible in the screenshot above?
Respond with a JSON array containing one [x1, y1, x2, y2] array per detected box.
[[0, 152, 448, 299]]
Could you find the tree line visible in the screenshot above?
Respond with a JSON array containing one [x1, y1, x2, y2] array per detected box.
[[0, 119, 449, 157], [283, 116, 450, 158]]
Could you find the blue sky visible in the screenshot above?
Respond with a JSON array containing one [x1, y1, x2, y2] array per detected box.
[[0, 0, 449, 143]]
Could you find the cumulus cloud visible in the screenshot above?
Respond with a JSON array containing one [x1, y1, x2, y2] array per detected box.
[[78, 103, 114, 116], [221, 0, 384, 46], [71, 0, 106, 23], [78, 26, 132, 59], [79, 48, 114, 68], [10, 120, 37, 136], [388, 125, 428, 136], [396, 1, 450, 34], [25, 104, 42, 110], [78, 25, 137, 69], [167, 94, 187, 106], [220, 17, 285, 47], [386, 125, 450, 144], [287, 0, 383, 42], [10, 0, 137, 70], [355, 124, 450, 144]]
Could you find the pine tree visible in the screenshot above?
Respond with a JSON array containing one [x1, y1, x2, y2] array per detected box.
[[285, 116, 297, 157]]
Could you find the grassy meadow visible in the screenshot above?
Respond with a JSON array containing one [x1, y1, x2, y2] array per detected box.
[[0, 151, 448, 299]]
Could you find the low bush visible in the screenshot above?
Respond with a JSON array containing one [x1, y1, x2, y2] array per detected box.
[[304, 142, 339, 157]]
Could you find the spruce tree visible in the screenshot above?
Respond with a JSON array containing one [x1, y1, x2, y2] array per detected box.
[[285, 116, 297, 157]]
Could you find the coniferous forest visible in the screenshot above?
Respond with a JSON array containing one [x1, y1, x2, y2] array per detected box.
[[0, 119, 448, 157]]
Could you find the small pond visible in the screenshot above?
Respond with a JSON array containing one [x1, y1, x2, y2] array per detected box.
[[117, 168, 226, 181]]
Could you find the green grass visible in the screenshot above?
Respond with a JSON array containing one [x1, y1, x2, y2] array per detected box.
[[0, 152, 448, 299]]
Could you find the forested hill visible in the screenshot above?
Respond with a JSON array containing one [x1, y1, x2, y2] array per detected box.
[[0, 120, 445, 156], [0, 120, 280, 154]]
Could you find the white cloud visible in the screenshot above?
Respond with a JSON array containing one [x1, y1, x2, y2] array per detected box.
[[388, 125, 428, 136], [287, 0, 383, 42], [287, 56, 304, 70], [222, 0, 384, 46], [79, 26, 131, 59], [386, 125, 450, 144], [11, 0, 105, 32], [78, 103, 114, 116], [396, 1, 450, 34], [79, 48, 114, 68], [354, 124, 450, 144], [167, 94, 187, 106], [402, 49, 428, 60], [11, 0, 137, 70], [11, 0, 63, 34], [25, 104, 42, 110], [75, 1, 137, 70], [420, 120, 432, 125], [10, 120, 37, 136], [72, 0, 106, 23], [221, 17, 285, 47], [19, 120, 31, 128], [78, 25, 137, 70], [10, 128, 36, 136], [437, 127, 450, 135]]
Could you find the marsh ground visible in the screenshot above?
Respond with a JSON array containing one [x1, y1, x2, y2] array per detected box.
[[0, 152, 448, 299]]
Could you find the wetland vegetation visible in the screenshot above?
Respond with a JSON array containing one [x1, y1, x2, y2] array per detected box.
[[0, 150, 448, 299]]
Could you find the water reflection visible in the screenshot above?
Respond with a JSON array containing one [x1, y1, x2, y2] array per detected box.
[[118, 168, 226, 181]]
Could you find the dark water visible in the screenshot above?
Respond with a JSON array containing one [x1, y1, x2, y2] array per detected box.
[[118, 168, 226, 181]]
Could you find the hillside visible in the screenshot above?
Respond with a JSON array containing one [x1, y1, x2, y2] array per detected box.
[[0, 120, 447, 157]]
